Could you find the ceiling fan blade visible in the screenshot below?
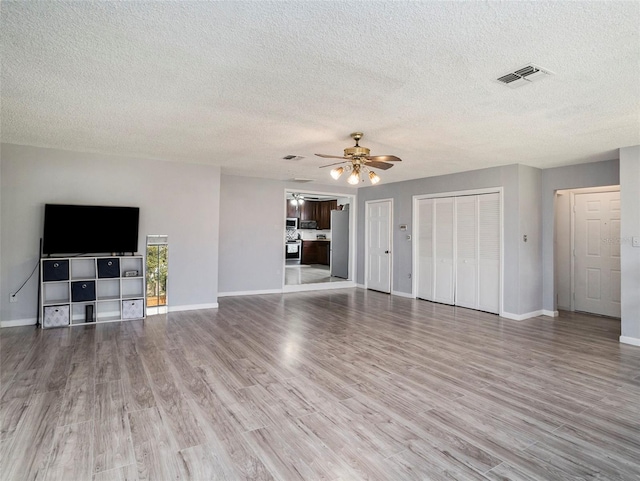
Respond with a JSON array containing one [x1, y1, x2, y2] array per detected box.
[[365, 155, 402, 162], [364, 160, 394, 170], [319, 161, 348, 168], [315, 153, 349, 160]]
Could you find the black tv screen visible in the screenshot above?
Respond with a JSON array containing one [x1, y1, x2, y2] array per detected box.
[[43, 204, 140, 255]]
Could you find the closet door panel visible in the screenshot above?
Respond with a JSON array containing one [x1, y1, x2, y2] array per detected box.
[[417, 199, 434, 301], [455, 196, 478, 309], [433, 197, 455, 305], [478, 193, 500, 313]]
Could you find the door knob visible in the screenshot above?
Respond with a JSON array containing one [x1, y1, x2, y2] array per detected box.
[[385, 250, 390, 254]]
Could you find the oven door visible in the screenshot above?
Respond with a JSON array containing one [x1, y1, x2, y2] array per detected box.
[[285, 241, 301, 261]]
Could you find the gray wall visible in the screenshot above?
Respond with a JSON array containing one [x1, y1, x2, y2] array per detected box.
[[0, 144, 221, 324], [555, 191, 572, 310], [541, 159, 620, 312], [619, 145, 640, 341], [218, 175, 355, 294], [518, 165, 543, 314], [356, 163, 539, 316]]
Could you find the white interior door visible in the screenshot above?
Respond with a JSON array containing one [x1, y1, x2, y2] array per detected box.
[[417, 198, 434, 301], [455, 196, 478, 309], [366, 200, 392, 293], [433, 197, 455, 304], [574, 191, 621, 317]]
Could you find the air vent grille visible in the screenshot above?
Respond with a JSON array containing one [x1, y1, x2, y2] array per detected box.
[[496, 63, 553, 88], [514, 65, 539, 78], [496, 73, 521, 84], [288, 178, 314, 183]]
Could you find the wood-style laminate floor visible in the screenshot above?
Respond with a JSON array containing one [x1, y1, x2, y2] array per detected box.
[[1, 288, 640, 480], [285, 265, 344, 285]]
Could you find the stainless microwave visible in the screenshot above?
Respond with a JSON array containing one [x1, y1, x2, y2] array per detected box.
[[286, 217, 298, 229], [299, 220, 317, 229]]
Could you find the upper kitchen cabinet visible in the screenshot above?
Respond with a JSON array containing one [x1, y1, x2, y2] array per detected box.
[[315, 200, 337, 229], [286, 199, 338, 228], [286, 201, 300, 219], [300, 201, 315, 221]]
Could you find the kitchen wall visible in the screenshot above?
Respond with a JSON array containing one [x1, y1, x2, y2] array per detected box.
[[218, 175, 355, 295], [0, 144, 221, 326], [298, 229, 331, 240]]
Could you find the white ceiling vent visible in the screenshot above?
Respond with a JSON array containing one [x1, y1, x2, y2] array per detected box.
[[288, 178, 314, 183], [496, 64, 554, 89]]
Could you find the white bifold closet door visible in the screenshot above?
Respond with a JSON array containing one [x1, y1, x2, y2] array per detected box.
[[416, 193, 500, 314], [477, 193, 500, 313], [455, 196, 478, 309], [434, 198, 455, 304], [416, 198, 434, 301]]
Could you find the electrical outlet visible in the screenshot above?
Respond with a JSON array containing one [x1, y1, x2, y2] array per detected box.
[[10, 294, 17, 303]]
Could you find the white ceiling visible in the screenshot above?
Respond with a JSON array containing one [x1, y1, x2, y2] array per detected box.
[[2, 1, 639, 186]]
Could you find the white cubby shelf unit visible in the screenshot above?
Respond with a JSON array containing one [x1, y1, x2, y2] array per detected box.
[[40, 255, 146, 328]]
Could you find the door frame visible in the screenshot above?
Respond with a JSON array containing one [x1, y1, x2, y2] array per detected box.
[[364, 198, 393, 293], [283, 188, 357, 292], [568, 186, 620, 312], [412, 187, 504, 315]]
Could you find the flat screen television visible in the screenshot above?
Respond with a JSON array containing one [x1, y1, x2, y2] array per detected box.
[[42, 204, 140, 255]]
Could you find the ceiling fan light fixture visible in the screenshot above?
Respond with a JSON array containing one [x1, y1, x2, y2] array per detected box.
[[316, 132, 401, 186], [347, 165, 361, 185], [330, 167, 344, 179], [290, 193, 305, 206]]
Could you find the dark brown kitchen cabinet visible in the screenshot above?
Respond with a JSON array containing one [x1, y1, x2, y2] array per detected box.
[[286, 201, 300, 219], [287, 199, 338, 228], [315, 200, 337, 230], [300, 201, 315, 221], [301, 240, 330, 265]]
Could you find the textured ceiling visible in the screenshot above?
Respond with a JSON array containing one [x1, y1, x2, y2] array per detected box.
[[2, 1, 639, 186]]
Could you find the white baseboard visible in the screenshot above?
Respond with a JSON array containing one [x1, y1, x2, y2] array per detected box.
[[356, 283, 366, 289], [501, 310, 545, 321], [620, 336, 640, 347], [218, 289, 282, 297], [542, 310, 559, 317], [284, 282, 355, 293], [391, 290, 414, 299], [1, 318, 37, 328], [167, 303, 219, 312]]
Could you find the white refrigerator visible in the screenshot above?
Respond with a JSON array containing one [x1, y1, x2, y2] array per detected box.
[[330, 210, 349, 279]]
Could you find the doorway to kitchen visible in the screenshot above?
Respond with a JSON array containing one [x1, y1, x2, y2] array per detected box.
[[283, 189, 356, 291]]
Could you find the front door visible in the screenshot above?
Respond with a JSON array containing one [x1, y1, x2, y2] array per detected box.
[[366, 199, 392, 293], [574, 191, 621, 317]]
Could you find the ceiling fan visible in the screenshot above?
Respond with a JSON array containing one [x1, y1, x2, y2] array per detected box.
[[315, 132, 402, 185]]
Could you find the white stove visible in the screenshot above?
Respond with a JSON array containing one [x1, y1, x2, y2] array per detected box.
[[285, 240, 301, 264]]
